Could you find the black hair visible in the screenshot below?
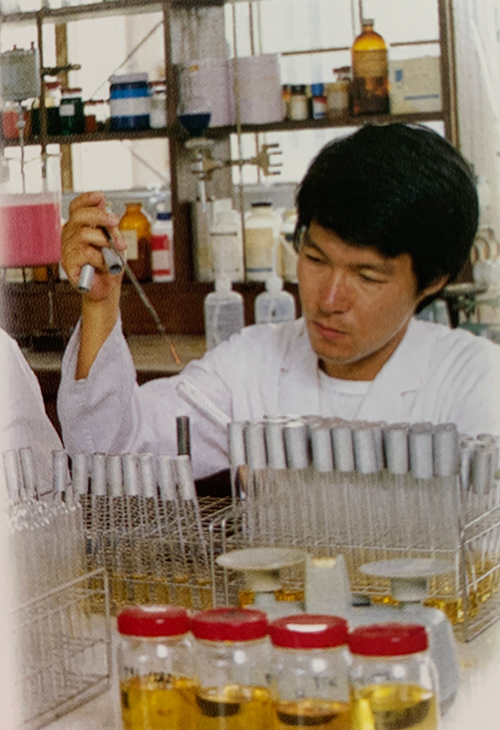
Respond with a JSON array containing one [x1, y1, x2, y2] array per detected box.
[[295, 124, 478, 307]]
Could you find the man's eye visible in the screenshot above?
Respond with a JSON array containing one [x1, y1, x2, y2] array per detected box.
[[306, 254, 325, 264], [359, 273, 385, 283]]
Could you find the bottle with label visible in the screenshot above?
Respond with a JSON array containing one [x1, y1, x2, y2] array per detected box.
[[119, 202, 152, 282], [280, 209, 298, 283], [348, 623, 439, 730], [210, 205, 244, 283], [149, 81, 167, 129], [151, 206, 174, 282], [204, 275, 244, 350], [269, 615, 351, 730], [190, 608, 272, 729], [254, 275, 296, 325], [60, 88, 85, 134], [351, 19, 389, 116], [288, 85, 309, 121], [244, 202, 282, 282], [116, 605, 197, 730], [311, 83, 327, 120]]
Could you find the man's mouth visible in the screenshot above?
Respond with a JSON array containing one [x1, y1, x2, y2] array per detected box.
[[313, 321, 349, 340]]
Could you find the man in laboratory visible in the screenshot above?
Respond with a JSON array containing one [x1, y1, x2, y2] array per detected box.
[[58, 123, 500, 480]]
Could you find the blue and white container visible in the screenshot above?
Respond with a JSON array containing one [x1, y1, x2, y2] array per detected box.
[[109, 73, 150, 131]]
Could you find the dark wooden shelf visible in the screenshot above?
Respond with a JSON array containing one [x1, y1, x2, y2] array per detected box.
[[1, 0, 223, 25], [3, 111, 445, 148]]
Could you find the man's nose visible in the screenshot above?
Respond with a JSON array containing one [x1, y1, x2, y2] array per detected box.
[[319, 271, 350, 312]]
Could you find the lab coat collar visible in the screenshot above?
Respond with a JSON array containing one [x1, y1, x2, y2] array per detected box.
[[278, 317, 432, 421]]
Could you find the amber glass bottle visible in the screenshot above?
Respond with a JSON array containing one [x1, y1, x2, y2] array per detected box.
[[119, 203, 152, 282], [351, 19, 389, 116]]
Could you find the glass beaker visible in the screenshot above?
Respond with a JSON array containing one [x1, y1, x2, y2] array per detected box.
[[0, 148, 62, 268]]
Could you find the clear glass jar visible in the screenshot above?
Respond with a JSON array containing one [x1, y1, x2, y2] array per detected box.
[[351, 18, 389, 116], [348, 623, 439, 730], [269, 614, 351, 729], [190, 607, 273, 729], [116, 605, 197, 730]]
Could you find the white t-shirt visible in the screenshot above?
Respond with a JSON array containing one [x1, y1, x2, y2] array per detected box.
[[318, 369, 370, 420]]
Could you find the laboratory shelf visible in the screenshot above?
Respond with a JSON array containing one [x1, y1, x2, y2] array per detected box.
[[2, 111, 445, 148], [0, 0, 223, 25]]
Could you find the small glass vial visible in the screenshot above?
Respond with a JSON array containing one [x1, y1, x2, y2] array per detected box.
[[190, 607, 273, 728], [288, 85, 309, 121], [311, 83, 327, 120], [269, 614, 351, 729], [119, 202, 152, 282], [60, 87, 85, 134], [117, 605, 197, 730], [348, 623, 439, 730]]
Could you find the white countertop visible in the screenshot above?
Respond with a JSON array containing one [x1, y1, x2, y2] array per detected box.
[[44, 622, 500, 730]]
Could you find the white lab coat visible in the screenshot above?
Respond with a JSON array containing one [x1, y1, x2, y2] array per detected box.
[[0, 328, 62, 495], [58, 316, 500, 480]]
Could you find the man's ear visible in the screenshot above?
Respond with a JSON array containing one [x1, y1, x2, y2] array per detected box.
[[417, 274, 450, 306]]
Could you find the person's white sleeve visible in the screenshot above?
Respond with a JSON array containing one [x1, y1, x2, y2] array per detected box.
[[429, 334, 500, 437], [57, 317, 236, 480], [0, 330, 62, 495]]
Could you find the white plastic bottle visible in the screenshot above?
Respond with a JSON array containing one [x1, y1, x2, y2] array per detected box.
[[244, 202, 282, 281], [204, 276, 245, 350], [254, 275, 296, 324], [151, 207, 174, 282], [210, 207, 244, 283]]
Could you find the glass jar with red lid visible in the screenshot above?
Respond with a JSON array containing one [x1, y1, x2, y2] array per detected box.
[[269, 614, 351, 730], [116, 605, 196, 730], [190, 607, 272, 729], [348, 623, 439, 730]]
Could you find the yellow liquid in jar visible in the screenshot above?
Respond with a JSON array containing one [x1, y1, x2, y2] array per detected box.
[[274, 698, 351, 729], [238, 590, 255, 608], [120, 673, 197, 730], [351, 684, 437, 730], [275, 588, 305, 603], [195, 684, 272, 730]]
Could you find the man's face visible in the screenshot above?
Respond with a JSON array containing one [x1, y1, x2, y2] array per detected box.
[[297, 222, 442, 380]]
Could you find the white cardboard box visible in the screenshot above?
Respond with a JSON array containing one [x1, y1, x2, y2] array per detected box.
[[389, 55, 442, 114]]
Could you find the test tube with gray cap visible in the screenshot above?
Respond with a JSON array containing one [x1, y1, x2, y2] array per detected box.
[[352, 423, 380, 571], [331, 422, 356, 549], [432, 424, 461, 550], [244, 421, 268, 541], [105, 454, 127, 605], [284, 419, 314, 545], [265, 417, 292, 544], [383, 423, 410, 550], [409, 424, 435, 549], [310, 421, 335, 546]]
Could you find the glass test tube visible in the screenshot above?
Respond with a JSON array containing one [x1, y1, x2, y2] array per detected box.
[[158, 455, 191, 608], [352, 424, 380, 588], [310, 422, 335, 550], [175, 454, 212, 608], [228, 421, 247, 504], [264, 418, 290, 545], [284, 420, 314, 547], [244, 421, 268, 544]]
